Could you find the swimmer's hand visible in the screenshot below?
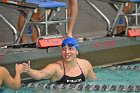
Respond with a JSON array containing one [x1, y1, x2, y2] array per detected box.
[[22, 61, 31, 73], [15, 64, 24, 74]]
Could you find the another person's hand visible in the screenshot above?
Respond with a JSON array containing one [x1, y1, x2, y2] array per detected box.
[[22, 61, 31, 73]]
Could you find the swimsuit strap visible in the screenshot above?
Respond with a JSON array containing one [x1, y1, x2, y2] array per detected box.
[[63, 61, 83, 75], [77, 62, 83, 74], [62, 61, 66, 75]]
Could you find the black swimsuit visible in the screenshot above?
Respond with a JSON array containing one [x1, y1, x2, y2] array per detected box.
[[55, 62, 85, 84]]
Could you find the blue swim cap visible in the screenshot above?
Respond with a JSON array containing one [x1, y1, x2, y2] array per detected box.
[[62, 37, 79, 50]]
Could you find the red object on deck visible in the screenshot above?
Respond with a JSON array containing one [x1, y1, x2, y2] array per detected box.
[[2, 0, 21, 5], [38, 37, 64, 48], [128, 28, 140, 37]]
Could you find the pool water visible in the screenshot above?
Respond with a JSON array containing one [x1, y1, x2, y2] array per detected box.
[[1, 61, 140, 93]]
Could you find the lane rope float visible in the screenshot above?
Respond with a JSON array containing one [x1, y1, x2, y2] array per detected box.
[[108, 65, 140, 71], [21, 82, 140, 92]]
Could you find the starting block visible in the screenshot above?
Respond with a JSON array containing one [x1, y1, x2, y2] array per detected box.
[[127, 28, 140, 37], [37, 34, 64, 48]]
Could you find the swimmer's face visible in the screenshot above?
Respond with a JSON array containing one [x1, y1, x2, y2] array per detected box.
[[61, 44, 78, 62]]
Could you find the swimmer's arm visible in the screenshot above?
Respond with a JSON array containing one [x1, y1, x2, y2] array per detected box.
[[2, 65, 21, 90], [26, 68, 53, 80], [25, 64, 56, 80], [86, 63, 97, 80]]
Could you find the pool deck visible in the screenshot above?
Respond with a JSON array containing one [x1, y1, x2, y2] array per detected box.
[[0, 36, 140, 67]]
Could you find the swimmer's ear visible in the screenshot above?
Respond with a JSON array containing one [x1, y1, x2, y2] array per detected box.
[[77, 50, 80, 58], [76, 50, 79, 54]]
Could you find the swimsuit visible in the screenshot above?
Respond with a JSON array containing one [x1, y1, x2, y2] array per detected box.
[[55, 62, 85, 84]]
